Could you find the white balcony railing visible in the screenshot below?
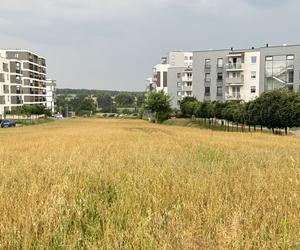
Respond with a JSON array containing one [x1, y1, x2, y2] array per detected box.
[[226, 94, 241, 100], [226, 77, 244, 85], [181, 86, 193, 91], [226, 63, 244, 71]]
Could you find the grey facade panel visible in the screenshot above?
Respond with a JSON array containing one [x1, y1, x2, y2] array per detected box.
[[193, 50, 229, 102], [167, 67, 186, 109]]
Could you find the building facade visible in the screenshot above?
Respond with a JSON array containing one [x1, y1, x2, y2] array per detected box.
[[46, 79, 57, 113], [148, 44, 300, 110], [151, 51, 193, 96], [0, 49, 56, 117]]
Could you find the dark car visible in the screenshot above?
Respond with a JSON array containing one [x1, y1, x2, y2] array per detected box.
[[1, 120, 16, 128]]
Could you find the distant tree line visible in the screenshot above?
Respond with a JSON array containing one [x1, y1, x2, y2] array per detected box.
[[56, 89, 146, 116], [180, 90, 300, 134]]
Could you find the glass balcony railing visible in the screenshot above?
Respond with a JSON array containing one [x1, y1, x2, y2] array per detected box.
[[226, 63, 244, 70]]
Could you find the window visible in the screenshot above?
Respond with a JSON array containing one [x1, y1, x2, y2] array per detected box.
[[251, 56, 257, 64], [184, 56, 188, 60], [266, 56, 273, 61], [177, 82, 181, 87], [251, 71, 256, 79], [156, 72, 161, 87], [217, 72, 223, 81], [187, 82, 192, 87], [217, 58, 223, 68], [190, 56, 193, 60], [205, 73, 211, 82], [287, 55, 294, 60], [250, 86, 256, 93], [288, 85, 294, 91], [205, 59, 211, 68], [217, 87, 223, 97], [205, 87, 210, 96], [14, 53, 19, 59], [288, 71, 294, 83], [177, 73, 181, 79], [177, 91, 182, 97]]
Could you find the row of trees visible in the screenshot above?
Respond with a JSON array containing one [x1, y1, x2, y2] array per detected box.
[[9, 105, 52, 116], [180, 90, 300, 134]]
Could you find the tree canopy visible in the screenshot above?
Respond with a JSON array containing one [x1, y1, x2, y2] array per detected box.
[[144, 91, 172, 123]]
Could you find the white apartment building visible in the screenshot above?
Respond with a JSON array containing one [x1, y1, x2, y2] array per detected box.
[[148, 44, 300, 109], [0, 49, 56, 117], [46, 79, 57, 113], [225, 50, 260, 101], [150, 51, 193, 96], [0, 56, 12, 115]]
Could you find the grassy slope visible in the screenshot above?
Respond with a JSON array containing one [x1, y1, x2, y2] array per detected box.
[[0, 119, 300, 249]]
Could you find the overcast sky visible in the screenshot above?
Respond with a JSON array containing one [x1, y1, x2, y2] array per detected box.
[[0, 0, 298, 91]]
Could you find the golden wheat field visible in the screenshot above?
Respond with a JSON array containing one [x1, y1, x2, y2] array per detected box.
[[0, 118, 300, 249]]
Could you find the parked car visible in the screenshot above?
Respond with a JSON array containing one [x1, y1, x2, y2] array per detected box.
[[1, 120, 16, 128]]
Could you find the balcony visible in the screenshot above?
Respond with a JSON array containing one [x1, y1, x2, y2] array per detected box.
[[226, 63, 244, 71], [181, 76, 193, 82], [226, 94, 241, 100], [226, 76, 244, 85], [181, 86, 193, 91]]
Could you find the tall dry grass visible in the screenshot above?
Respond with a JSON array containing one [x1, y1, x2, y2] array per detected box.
[[0, 119, 300, 249]]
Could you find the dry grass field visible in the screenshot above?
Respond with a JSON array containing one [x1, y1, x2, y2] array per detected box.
[[0, 119, 300, 249]]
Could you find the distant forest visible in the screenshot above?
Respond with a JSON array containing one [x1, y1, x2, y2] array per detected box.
[[56, 88, 146, 115], [57, 88, 145, 97]]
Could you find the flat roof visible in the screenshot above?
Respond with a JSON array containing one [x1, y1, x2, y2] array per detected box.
[[0, 49, 46, 59], [193, 44, 300, 53]]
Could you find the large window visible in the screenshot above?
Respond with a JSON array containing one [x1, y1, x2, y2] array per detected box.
[[205, 73, 211, 82], [251, 56, 257, 64], [217, 87, 223, 97], [288, 70, 294, 83], [265, 55, 295, 90], [250, 86, 256, 93], [204, 87, 210, 96], [217, 72, 223, 81], [205, 59, 211, 69], [251, 71, 256, 79], [217, 58, 223, 68]]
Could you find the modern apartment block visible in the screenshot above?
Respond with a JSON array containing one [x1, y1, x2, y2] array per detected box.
[[151, 51, 193, 95], [46, 79, 57, 113], [0, 49, 56, 117], [148, 44, 300, 109]]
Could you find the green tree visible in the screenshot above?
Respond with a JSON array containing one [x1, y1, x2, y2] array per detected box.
[[115, 93, 134, 107], [180, 97, 200, 117], [97, 94, 113, 113], [144, 91, 172, 123]]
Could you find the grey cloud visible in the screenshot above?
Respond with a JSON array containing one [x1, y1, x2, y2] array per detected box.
[[242, 0, 294, 8], [0, 0, 299, 91]]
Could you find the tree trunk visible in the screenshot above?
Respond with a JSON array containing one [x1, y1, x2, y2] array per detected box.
[[272, 128, 275, 134], [249, 124, 251, 132], [285, 127, 288, 135]]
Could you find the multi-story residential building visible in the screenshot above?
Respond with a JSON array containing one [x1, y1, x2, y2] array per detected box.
[[0, 49, 56, 117], [168, 67, 193, 108], [151, 51, 193, 96], [0, 56, 12, 115], [148, 44, 300, 110], [46, 79, 57, 113]]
